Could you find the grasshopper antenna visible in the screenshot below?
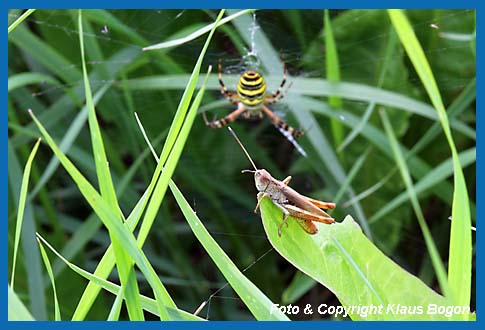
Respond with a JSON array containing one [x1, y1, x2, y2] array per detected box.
[[228, 127, 258, 171]]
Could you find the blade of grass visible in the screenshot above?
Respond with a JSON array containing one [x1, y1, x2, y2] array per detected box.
[[107, 294, 123, 321], [9, 24, 81, 82], [78, 10, 143, 320], [337, 102, 375, 153], [10, 138, 41, 290], [389, 10, 472, 311], [143, 9, 254, 50], [72, 186, 153, 320], [324, 10, 344, 149], [369, 147, 476, 224], [380, 109, 451, 303], [333, 147, 371, 204], [137, 10, 223, 260], [338, 25, 399, 153], [30, 84, 110, 199], [29, 110, 174, 320], [36, 233, 203, 321], [49, 130, 166, 281], [8, 141, 46, 320], [8, 9, 35, 34], [72, 10, 225, 319], [169, 181, 289, 321], [36, 237, 61, 321], [282, 271, 316, 305], [8, 72, 59, 92]]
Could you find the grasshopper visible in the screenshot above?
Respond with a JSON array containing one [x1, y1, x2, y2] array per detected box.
[[228, 127, 336, 237]]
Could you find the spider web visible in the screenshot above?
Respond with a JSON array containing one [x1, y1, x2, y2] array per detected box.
[[7, 9, 475, 321]]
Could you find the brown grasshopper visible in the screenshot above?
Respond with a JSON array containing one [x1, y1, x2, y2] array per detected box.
[[228, 127, 336, 237]]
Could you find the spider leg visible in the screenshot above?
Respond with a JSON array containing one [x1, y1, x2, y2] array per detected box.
[[265, 61, 291, 105], [260, 105, 304, 138], [260, 105, 307, 156], [265, 81, 293, 105], [203, 103, 247, 128]]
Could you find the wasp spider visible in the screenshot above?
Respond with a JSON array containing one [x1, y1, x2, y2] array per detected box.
[[203, 59, 305, 144]]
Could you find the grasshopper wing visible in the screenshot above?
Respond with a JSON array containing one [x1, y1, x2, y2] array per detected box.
[[284, 204, 335, 235], [305, 197, 336, 210]]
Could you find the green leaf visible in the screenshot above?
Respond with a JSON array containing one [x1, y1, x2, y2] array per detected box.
[[260, 198, 450, 320]]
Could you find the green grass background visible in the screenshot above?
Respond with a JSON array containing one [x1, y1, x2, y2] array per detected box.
[[8, 9, 475, 320]]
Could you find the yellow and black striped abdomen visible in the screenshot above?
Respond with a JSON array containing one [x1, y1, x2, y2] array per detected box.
[[237, 70, 267, 110]]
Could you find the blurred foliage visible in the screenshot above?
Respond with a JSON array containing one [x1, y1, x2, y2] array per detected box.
[[8, 9, 475, 320]]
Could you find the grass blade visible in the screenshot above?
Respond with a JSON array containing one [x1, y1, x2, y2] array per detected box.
[[388, 10, 472, 312], [36, 237, 61, 320], [369, 148, 476, 224], [8, 72, 59, 92], [30, 84, 110, 199], [107, 293, 123, 321], [137, 9, 224, 261], [380, 109, 450, 302], [10, 138, 41, 289], [8, 9, 35, 34], [78, 10, 143, 320], [73, 10, 224, 319], [324, 10, 344, 148], [28, 109, 174, 320], [36, 233, 203, 321], [169, 181, 289, 321], [8, 140, 46, 319], [143, 9, 254, 50]]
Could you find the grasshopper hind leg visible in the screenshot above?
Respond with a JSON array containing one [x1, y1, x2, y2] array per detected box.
[[274, 203, 290, 237]]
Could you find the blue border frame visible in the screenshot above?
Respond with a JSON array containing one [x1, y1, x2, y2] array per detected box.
[[5, 1, 479, 328]]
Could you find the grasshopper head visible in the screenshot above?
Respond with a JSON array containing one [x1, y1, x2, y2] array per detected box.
[[254, 169, 273, 192], [242, 169, 273, 192]]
